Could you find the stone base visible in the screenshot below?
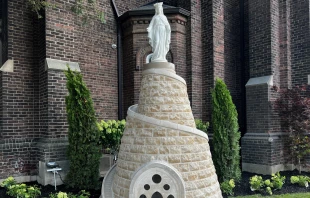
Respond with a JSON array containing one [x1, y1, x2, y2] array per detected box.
[[0, 175, 37, 184], [241, 132, 288, 175], [37, 160, 69, 186]]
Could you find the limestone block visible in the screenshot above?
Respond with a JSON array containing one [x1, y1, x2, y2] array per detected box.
[[105, 64, 221, 198]]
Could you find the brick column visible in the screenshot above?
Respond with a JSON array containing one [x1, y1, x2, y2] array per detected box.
[[290, 0, 310, 86], [0, 0, 39, 182], [241, 0, 286, 174]]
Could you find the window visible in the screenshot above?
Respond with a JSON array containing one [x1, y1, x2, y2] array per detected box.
[[0, 0, 8, 66]]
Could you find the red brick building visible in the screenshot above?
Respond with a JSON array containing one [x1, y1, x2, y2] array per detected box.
[[0, 0, 309, 184]]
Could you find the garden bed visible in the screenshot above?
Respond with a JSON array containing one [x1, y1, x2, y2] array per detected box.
[[1, 170, 310, 197], [230, 170, 310, 197], [0, 179, 102, 198]]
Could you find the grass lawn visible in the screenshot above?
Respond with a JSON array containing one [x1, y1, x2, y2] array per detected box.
[[231, 193, 310, 198]]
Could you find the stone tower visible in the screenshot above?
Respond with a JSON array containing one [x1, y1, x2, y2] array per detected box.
[[101, 61, 222, 198]]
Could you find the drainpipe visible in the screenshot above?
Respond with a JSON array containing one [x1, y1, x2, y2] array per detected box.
[[111, 0, 123, 120], [240, 0, 246, 135]]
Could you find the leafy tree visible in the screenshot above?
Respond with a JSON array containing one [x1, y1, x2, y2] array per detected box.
[[272, 85, 310, 173], [211, 78, 241, 182], [64, 67, 101, 189]]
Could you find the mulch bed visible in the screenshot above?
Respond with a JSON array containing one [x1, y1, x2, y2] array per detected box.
[[1, 170, 310, 197], [230, 170, 310, 197], [0, 179, 102, 198]]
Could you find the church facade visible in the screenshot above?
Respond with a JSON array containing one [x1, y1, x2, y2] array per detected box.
[[0, 0, 309, 184]]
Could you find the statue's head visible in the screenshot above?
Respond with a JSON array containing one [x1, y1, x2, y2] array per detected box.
[[154, 2, 164, 15]]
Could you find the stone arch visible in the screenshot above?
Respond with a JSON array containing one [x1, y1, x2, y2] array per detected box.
[[129, 161, 185, 198], [136, 45, 174, 70]]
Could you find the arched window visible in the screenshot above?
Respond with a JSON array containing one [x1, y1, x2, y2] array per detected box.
[[129, 161, 185, 198]]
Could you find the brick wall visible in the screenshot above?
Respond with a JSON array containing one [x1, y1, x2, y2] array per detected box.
[[290, 0, 310, 86], [0, 0, 39, 177]]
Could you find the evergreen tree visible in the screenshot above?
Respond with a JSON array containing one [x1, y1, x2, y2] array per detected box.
[[211, 78, 241, 182], [64, 67, 101, 189]]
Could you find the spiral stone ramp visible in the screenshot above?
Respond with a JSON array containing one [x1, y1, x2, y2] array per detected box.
[[102, 62, 222, 198]]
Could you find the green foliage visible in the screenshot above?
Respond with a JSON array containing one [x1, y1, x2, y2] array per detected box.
[[97, 119, 125, 152], [271, 172, 285, 190], [1, 177, 41, 198], [290, 176, 299, 184], [26, 0, 55, 18], [220, 179, 235, 196], [0, 176, 16, 188], [71, 0, 106, 25], [249, 172, 285, 195], [49, 190, 90, 198], [211, 78, 241, 182], [290, 175, 310, 187], [249, 175, 264, 191], [195, 119, 209, 133], [64, 67, 101, 190], [266, 187, 272, 195]]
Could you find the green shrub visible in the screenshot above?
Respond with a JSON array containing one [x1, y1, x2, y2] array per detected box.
[[0, 176, 16, 188], [97, 119, 126, 152], [195, 119, 209, 133], [1, 177, 41, 198], [64, 67, 101, 189], [271, 172, 285, 190], [249, 175, 264, 192], [220, 179, 235, 196], [266, 186, 272, 195], [249, 172, 285, 195], [290, 176, 299, 184], [211, 78, 241, 182], [290, 175, 310, 187], [49, 190, 90, 198]]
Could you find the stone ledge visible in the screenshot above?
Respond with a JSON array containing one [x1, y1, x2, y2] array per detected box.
[[246, 75, 273, 87], [242, 163, 295, 175], [0, 59, 14, 72], [242, 132, 288, 141], [143, 62, 175, 71], [45, 58, 80, 72], [0, 175, 36, 184]]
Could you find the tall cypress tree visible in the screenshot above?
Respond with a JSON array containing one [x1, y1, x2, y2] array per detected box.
[[211, 78, 241, 182], [64, 67, 101, 189]]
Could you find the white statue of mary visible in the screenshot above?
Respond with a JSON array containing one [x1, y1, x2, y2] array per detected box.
[[147, 2, 171, 63]]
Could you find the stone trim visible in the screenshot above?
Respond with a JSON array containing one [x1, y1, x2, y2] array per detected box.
[[0, 59, 14, 72], [242, 132, 288, 141], [142, 68, 186, 85], [143, 62, 175, 71], [45, 58, 80, 72], [245, 75, 273, 87], [242, 163, 295, 175], [128, 105, 209, 141], [101, 164, 117, 198], [0, 175, 36, 184], [129, 160, 185, 198], [136, 46, 174, 71], [308, 75, 310, 85]]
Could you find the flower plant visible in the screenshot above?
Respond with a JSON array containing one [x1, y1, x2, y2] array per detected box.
[[1, 177, 41, 198], [249, 172, 285, 195], [220, 179, 235, 196], [290, 175, 310, 187], [97, 119, 126, 153], [195, 119, 209, 133]]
